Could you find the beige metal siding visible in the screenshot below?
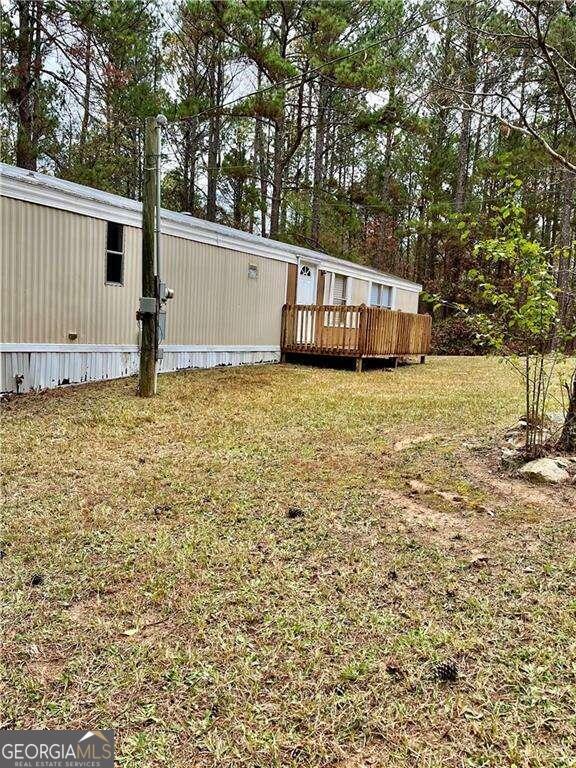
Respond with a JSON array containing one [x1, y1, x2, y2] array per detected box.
[[1, 198, 287, 346], [395, 287, 419, 313], [1, 198, 141, 344], [162, 237, 286, 345], [350, 277, 369, 305]]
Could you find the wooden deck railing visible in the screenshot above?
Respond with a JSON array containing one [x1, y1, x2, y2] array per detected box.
[[281, 304, 432, 360]]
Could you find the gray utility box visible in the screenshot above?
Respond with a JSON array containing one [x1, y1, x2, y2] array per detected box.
[[139, 296, 157, 315]]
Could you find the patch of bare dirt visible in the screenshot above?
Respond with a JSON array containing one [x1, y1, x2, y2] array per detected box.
[[335, 752, 382, 768], [374, 450, 576, 556], [26, 656, 66, 687], [67, 598, 174, 644], [461, 450, 576, 517], [374, 488, 489, 551], [393, 433, 440, 452], [67, 595, 106, 623]]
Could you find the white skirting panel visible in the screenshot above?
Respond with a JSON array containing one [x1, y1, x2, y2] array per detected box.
[[0, 344, 280, 393]]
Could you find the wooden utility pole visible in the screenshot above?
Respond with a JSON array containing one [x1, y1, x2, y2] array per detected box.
[[139, 117, 157, 397]]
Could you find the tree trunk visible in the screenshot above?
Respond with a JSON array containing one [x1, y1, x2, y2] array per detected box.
[[181, 114, 198, 214], [269, 115, 284, 238], [311, 76, 329, 248], [268, 12, 289, 240], [303, 80, 313, 234], [414, 197, 427, 281], [15, 0, 37, 169], [182, 39, 200, 214], [254, 68, 268, 236], [79, 25, 92, 162], [454, 108, 472, 213], [556, 168, 575, 325], [233, 178, 243, 228], [182, 121, 191, 212], [206, 54, 222, 222], [453, 18, 477, 213], [375, 85, 396, 271], [559, 373, 576, 453]]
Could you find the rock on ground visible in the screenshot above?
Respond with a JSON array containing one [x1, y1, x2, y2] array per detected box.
[[518, 458, 570, 485]]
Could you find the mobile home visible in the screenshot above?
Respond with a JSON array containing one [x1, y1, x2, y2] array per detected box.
[[0, 163, 426, 393]]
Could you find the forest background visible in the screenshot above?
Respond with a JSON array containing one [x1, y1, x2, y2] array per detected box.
[[1, 0, 574, 352]]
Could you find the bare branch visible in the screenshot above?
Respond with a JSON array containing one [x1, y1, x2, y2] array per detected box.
[[518, 0, 576, 128], [438, 82, 576, 173]]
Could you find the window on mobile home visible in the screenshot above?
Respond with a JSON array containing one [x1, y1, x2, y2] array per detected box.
[[106, 222, 124, 285], [332, 274, 348, 305], [370, 283, 392, 308]]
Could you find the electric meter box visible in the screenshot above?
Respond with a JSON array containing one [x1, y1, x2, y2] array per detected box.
[[158, 310, 167, 342]]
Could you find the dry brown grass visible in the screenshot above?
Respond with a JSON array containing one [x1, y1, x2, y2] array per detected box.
[[1, 356, 575, 767]]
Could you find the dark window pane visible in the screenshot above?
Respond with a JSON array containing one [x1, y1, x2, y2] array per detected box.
[[106, 221, 123, 253], [106, 251, 123, 284]]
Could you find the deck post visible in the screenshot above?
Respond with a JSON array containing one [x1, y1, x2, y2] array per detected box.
[[280, 304, 287, 359], [358, 303, 368, 356], [355, 357, 363, 372]]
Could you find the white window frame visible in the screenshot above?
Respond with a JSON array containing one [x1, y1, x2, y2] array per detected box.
[[105, 221, 124, 287], [325, 272, 355, 328], [368, 281, 395, 309], [329, 272, 350, 306]]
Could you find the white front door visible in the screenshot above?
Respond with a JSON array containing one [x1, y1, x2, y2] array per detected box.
[[296, 262, 317, 305], [295, 262, 317, 344]]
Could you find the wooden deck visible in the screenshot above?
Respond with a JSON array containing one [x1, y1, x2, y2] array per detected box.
[[281, 304, 432, 371]]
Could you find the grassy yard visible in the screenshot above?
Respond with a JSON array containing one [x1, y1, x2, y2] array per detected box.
[[1, 356, 575, 767]]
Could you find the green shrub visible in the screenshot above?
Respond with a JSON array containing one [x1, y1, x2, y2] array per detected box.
[[431, 315, 485, 355]]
